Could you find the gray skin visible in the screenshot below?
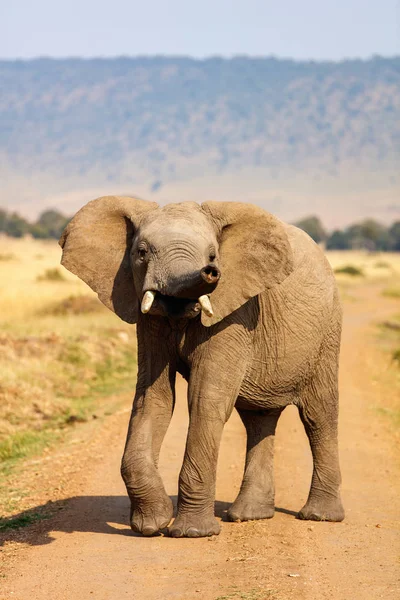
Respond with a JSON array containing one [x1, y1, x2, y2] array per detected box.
[[60, 196, 344, 538]]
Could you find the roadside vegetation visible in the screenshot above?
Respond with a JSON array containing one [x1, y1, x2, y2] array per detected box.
[[326, 251, 400, 430], [375, 312, 400, 428], [0, 237, 137, 508], [326, 250, 400, 282]]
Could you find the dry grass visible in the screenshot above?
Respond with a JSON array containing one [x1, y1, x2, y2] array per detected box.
[[0, 236, 136, 473], [326, 250, 400, 281], [382, 286, 400, 299], [326, 250, 400, 305], [331, 252, 400, 427]]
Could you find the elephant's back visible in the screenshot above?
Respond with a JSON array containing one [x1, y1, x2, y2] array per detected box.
[[284, 223, 336, 283]]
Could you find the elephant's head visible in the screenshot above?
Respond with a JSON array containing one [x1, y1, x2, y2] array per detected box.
[[60, 197, 293, 326]]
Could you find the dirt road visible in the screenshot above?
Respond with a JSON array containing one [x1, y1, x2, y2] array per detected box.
[[1, 283, 399, 599]]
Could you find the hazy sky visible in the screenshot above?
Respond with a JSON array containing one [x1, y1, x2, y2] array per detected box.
[[1, 0, 399, 60]]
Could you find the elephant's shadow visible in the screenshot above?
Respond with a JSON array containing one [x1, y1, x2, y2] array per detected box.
[[0, 495, 297, 547]]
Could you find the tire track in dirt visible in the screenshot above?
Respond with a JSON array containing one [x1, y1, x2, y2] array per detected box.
[[1, 283, 399, 599]]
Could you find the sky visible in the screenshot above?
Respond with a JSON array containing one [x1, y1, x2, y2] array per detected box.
[[1, 0, 399, 61]]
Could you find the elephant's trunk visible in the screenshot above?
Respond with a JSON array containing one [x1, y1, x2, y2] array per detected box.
[[140, 263, 220, 318], [169, 264, 220, 299]]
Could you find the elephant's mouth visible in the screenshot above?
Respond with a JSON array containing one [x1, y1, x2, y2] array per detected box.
[[142, 292, 202, 319], [156, 293, 201, 319], [140, 290, 215, 320]]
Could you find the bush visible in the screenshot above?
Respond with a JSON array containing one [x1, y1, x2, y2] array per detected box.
[[0, 207, 70, 239], [37, 268, 66, 282], [326, 230, 350, 250], [383, 287, 400, 299], [334, 265, 364, 276], [388, 222, 400, 251], [44, 295, 104, 316], [0, 253, 16, 261], [294, 216, 327, 243], [32, 210, 70, 239], [392, 348, 400, 366], [1, 213, 30, 238], [326, 219, 400, 251]]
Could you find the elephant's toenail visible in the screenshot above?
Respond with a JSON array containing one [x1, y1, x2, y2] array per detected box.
[[169, 528, 182, 537], [142, 526, 157, 536], [186, 528, 201, 537]]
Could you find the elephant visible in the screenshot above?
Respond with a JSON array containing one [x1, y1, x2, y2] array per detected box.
[[59, 196, 344, 538]]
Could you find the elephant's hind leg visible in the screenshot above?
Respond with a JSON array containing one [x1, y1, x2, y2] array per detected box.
[[297, 325, 345, 522], [227, 407, 283, 522]]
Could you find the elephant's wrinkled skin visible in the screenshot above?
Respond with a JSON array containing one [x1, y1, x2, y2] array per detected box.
[[60, 197, 344, 538]]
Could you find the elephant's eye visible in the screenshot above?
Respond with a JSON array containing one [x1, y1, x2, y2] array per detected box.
[[209, 250, 216, 262], [137, 245, 148, 260]]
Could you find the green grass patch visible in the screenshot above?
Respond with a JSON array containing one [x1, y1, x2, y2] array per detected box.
[[0, 429, 59, 463], [0, 330, 136, 481], [334, 264, 364, 276], [0, 511, 50, 532], [0, 430, 61, 480], [59, 341, 90, 366], [93, 348, 136, 395]]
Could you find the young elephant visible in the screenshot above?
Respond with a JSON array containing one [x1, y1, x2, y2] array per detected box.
[[60, 196, 344, 538]]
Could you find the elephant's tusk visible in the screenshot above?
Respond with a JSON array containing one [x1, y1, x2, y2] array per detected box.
[[198, 295, 213, 317], [141, 290, 155, 314]]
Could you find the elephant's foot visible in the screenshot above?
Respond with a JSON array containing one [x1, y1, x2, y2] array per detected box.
[[130, 494, 173, 536], [298, 496, 345, 522], [227, 492, 275, 522], [168, 512, 221, 538]]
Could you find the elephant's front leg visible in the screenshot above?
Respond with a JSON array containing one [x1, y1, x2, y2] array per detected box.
[[121, 385, 175, 535], [169, 361, 245, 538]]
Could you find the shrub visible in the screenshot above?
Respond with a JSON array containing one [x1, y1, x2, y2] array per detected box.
[[383, 287, 400, 299], [392, 348, 400, 366], [294, 216, 327, 243], [374, 260, 390, 269], [334, 265, 364, 276], [0, 253, 16, 261], [44, 295, 103, 316], [37, 268, 66, 282]]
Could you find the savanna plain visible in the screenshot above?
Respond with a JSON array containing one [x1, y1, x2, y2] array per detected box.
[[0, 236, 399, 599]]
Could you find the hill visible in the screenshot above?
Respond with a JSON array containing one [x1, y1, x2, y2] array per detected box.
[[1, 56, 399, 225]]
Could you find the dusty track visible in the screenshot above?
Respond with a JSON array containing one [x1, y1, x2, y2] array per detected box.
[[1, 283, 399, 599]]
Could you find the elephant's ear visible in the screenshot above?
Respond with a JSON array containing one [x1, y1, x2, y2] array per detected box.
[[201, 201, 294, 326], [59, 196, 157, 323]]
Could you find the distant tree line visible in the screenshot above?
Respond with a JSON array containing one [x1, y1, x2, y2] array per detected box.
[[0, 207, 399, 251], [0, 208, 70, 239], [294, 216, 400, 251]]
